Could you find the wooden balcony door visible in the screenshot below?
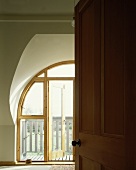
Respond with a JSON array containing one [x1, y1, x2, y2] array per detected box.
[[17, 62, 75, 162], [75, 0, 136, 169], [48, 80, 74, 161]]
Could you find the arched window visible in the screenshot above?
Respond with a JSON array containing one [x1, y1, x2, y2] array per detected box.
[[17, 61, 75, 162]]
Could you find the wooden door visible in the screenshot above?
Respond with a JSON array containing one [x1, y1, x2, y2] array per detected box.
[[48, 80, 75, 161], [75, 0, 136, 169], [48, 81, 65, 160]]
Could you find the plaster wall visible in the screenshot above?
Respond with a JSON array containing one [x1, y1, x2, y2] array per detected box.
[[0, 20, 74, 161], [0, 125, 15, 161], [0, 21, 73, 125]]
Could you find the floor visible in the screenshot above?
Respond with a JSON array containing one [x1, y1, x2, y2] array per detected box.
[[0, 166, 51, 170], [0, 165, 75, 170]]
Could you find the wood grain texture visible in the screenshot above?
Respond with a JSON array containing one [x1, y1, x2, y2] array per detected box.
[[75, 0, 136, 169]]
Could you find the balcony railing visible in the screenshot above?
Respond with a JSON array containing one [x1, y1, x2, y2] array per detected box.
[[20, 116, 73, 161]]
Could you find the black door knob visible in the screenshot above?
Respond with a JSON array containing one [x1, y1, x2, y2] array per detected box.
[[72, 139, 81, 147]]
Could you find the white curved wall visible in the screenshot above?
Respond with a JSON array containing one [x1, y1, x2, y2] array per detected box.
[[10, 34, 74, 124]]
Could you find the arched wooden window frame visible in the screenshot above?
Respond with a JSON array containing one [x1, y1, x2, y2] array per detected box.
[[17, 60, 75, 162]]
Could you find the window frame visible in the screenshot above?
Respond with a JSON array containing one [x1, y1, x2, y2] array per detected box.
[[17, 60, 75, 162]]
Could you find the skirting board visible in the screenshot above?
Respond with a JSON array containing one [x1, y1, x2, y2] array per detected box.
[[0, 161, 75, 166], [0, 161, 15, 166]]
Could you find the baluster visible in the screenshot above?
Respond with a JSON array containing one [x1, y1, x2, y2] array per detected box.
[[35, 121, 38, 152], [66, 120, 69, 153], [56, 119, 59, 150], [22, 120, 24, 156], [30, 121, 32, 152], [25, 120, 27, 156], [52, 118, 54, 151], [40, 121, 43, 152]]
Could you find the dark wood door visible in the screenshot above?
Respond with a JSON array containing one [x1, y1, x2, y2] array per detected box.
[[75, 0, 136, 169]]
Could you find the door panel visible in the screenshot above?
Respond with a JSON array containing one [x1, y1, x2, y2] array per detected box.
[[101, 167, 114, 170], [79, 134, 125, 168], [103, 0, 125, 136], [75, 0, 135, 169], [80, 156, 101, 170], [79, 0, 101, 135]]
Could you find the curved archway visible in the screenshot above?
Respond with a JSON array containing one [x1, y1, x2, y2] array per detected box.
[[10, 34, 74, 124]]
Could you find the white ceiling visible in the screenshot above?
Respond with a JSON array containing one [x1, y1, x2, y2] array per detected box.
[[0, 0, 75, 15]]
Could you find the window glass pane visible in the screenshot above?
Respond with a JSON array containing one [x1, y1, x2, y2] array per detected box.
[[49, 80, 74, 161], [20, 119, 44, 161], [47, 64, 75, 77], [22, 82, 43, 115]]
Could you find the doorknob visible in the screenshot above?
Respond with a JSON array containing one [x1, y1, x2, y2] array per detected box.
[[72, 139, 81, 147]]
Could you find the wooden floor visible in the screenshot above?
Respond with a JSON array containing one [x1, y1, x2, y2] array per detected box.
[[22, 154, 73, 161]]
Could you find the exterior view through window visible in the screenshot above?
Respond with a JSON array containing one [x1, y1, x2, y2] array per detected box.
[[17, 61, 75, 162]]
